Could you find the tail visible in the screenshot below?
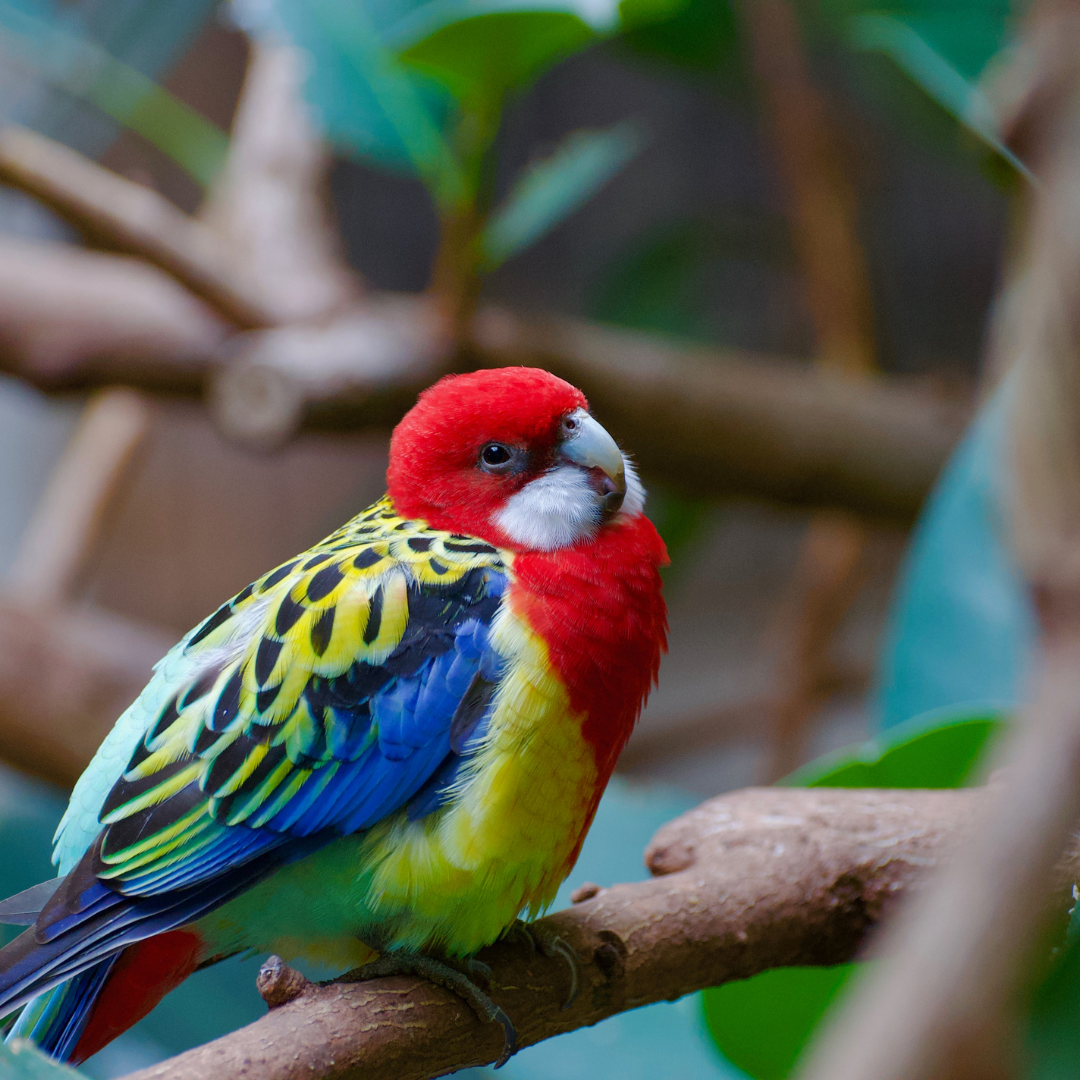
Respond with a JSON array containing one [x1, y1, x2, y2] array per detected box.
[[0, 848, 276, 1063], [4, 930, 205, 1064], [8, 963, 119, 1061], [0, 824, 314, 1062]]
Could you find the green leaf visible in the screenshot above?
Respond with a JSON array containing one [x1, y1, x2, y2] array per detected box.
[[0, 2, 228, 186], [396, 4, 600, 103], [618, 0, 742, 80], [781, 706, 1005, 789], [479, 120, 643, 268], [1028, 928, 1080, 1079], [702, 966, 859, 1080], [618, 0, 693, 31], [847, 14, 1031, 180], [0, 1039, 85, 1078]]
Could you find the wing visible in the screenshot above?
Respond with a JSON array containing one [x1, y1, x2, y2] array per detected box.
[[0, 500, 510, 1010], [98, 497, 509, 890]]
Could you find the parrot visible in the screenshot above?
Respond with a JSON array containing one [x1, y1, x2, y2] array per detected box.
[[0, 366, 667, 1066]]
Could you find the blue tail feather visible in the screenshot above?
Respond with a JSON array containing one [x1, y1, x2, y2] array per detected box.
[[7, 961, 118, 1061]]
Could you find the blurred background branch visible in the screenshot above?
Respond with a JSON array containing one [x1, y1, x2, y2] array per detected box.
[[0, 388, 171, 787], [0, 114, 965, 516]]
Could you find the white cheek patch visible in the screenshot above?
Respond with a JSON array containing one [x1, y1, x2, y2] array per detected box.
[[620, 457, 646, 519], [495, 454, 647, 551], [495, 466, 599, 551]]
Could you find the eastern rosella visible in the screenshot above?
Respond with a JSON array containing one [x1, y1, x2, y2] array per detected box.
[[0, 367, 667, 1065]]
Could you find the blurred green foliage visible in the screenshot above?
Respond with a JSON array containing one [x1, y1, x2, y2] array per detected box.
[[703, 966, 859, 1080], [479, 121, 644, 269], [783, 706, 1005, 788], [247, 0, 672, 271]]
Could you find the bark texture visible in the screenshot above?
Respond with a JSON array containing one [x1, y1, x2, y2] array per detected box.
[[122, 786, 990, 1080]]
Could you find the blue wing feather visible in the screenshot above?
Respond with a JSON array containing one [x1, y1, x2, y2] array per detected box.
[[0, 506, 510, 1036]]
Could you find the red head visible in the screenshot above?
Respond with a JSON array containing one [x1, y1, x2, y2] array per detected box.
[[388, 367, 644, 551]]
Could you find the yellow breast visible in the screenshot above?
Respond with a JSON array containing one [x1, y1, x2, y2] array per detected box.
[[355, 601, 599, 956]]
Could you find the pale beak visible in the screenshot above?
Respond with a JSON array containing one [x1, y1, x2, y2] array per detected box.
[[557, 410, 626, 518]]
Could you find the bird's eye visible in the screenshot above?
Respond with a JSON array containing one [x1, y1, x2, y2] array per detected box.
[[479, 443, 514, 473], [562, 414, 580, 435]]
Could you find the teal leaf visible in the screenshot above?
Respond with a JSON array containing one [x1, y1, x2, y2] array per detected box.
[[781, 705, 1005, 789], [234, 0, 458, 186], [304, 0, 465, 205], [0, 1039, 85, 1077], [701, 966, 859, 1080], [876, 391, 1036, 731], [479, 120, 644, 268], [396, 4, 601, 103], [0, 1, 228, 185], [848, 13, 1031, 179]]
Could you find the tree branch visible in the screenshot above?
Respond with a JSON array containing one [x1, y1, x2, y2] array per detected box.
[[121, 786, 1005, 1080], [0, 236, 226, 385], [0, 127, 273, 329]]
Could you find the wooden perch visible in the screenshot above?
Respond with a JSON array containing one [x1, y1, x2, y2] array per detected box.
[[120, 784, 1054, 1080]]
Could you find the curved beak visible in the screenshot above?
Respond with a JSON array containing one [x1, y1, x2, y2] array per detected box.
[[558, 410, 626, 517]]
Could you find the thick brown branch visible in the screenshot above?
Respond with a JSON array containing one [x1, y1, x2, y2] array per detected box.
[[209, 304, 965, 517], [123, 786, 992, 1080], [0, 283, 965, 518]]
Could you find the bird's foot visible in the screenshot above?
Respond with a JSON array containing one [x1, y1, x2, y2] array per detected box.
[[509, 919, 579, 1010], [338, 953, 517, 1067]]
